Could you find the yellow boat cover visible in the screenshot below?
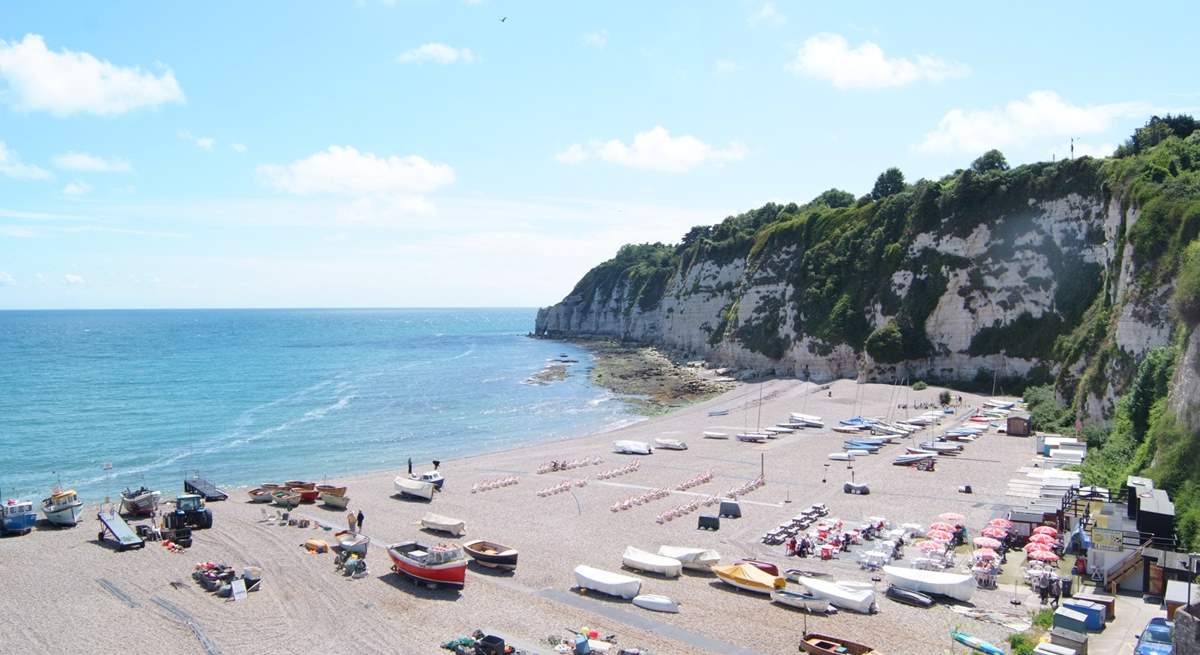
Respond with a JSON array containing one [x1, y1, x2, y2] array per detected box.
[[712, 563, 785, 590]]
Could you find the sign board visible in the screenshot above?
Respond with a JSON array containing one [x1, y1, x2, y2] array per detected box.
[[231, 578, 247, 602], [1092, 528, 1124, 553]]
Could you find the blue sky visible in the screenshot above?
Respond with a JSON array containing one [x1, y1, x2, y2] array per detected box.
[[0, 1, 1195, 309]]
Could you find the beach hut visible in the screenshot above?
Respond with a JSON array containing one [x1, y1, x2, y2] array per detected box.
[[1006, 411, 1032, 437]]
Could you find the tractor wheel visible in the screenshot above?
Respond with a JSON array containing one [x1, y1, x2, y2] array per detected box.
[[200, 510, 213, 529]]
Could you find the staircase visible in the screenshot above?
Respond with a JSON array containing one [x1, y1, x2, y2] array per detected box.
[[1104, 537, 1154, 594]]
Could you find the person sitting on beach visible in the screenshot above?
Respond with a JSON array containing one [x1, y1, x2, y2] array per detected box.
[[786, 536, 797, 557]]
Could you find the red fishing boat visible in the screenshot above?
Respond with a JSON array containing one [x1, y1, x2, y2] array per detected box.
[[387, 541, 467, 589]]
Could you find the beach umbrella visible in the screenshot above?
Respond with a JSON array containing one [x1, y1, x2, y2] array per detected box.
[[1029, 533, 1056, 545], [1023, 542, 1051, 553], [1032, 526, 1058, 537], [1028, 549, 1060, 562], [916, 540, 945, 553], [973, 536, 1002, 549], [926, 529, 953, 542], [938, 512, 965, 524], [973, 548, 998, 560], [981, 526, 1008, 539], [928, 522, 955, 533], [988, 518, 1014, 528]]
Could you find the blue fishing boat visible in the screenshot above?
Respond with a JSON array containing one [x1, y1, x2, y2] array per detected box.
[[2, 495, 38, 535], [950, 630, 1004, 655]]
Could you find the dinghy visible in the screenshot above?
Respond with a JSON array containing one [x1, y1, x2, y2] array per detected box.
[[613, 440, 653, 455], [320, 491, 350, 509], [883, 565, 975, 602], [885, 584, 934, 607], [653, 438, 688, 451], [707, 409, 730, 417], [656, 545, 720, 571], [335, 530, 370, 555], [833, 425, 865, 435], [316, 484, 347, 497], [790, 413, 824, 428], [736, 433, 767, 443], [420, 512, 466, 537], [794, 576, 876, 613], [702, 431, 728, 439], [713, 564, 785, 594], [771, 588, 831, 613], [950, 630, 1004, 655], [764, 426, 793, 434], [918, 441, 962, 453], [119, 487, 161, 516], [393, 475, 436, 501], [247, 487, 274, 503], [800, 633, 875, 655], [828, 452, 854, 461], [622, 546, 682, 578], [271, 490, 300, 507], [632, 594, 680, 613], [893, 454, 936, 466], [573, 565, 642, 599], [462, 540, 518, 570], [844, 449, 872, 457]]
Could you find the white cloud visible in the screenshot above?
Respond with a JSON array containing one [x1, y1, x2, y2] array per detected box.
[[919, 91, 1152, 154], [52, 151, 132, 173], [0, 34, 184, 116], [583, 30, 608, 48], [788, 33, 968, 90], [749, 2, 785, 25], [259, 145, 455, 196], [714, 59, 739, 74], [557, 126, 746, 173], [0, 141, 52, 180], [231, 143, 248, 153], [397, 43, 476, 65], [0, 271, 14, 286], [178, 131, 214, 151], [62, 180, 92, 196], [64, 273, 85, 285]]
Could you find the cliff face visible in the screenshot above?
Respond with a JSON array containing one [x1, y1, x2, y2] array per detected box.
[[537, 138, 1200, 422]]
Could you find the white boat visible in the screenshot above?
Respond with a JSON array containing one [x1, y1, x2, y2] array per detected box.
[[764, 426, 793, 434], [883, 565, 975, 602], [984, 400, 1015, 410], [737, 433, 767, 443], [828, 452, 854, 461], [622, 546, 682, 578], [656, 545, 720, 571], [833, 425, 864, 434], [836, 581, 876, 592], [613, 440, 653, 455], [702, 431, 729, 439], [321, 491, 350, 509], [393, 475, 436, 501], [573, 565, 642, 599], [794, 576, 876, 613], [632, 594, 680, 613], [777, 422, 804, 430], [771, 588, 831, 613], [119, 487, 161, 516], [42, 489, 83, 527], [653, 438, 688, 451], [790, 413, 824, 428], [844, 449, 871, 457], [893, 454, 936, 466], [420, 512, 466, 537]]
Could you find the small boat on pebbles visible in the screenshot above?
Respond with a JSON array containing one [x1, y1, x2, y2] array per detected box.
[[613, 440, 653, 455], [420, 512, 466, 537], [320, 491, 350, 509], [702, 431, 729, 439], [388, 541, 467, 589], [735, 559, 780, 576], [462, 540, 518, 570], [119, 486, 161, 516], [42, 489, 84, 527], [653, 438, 688, 450], [771, 588, 831, 613], [271, 490, 300, 508], [316, 484, 347, 497], [712, 563, 786, 594], [394, 476, 436, 501], [574, 565, 642, 599], [247, 487, 274, 503], [800, 633, 876, 655], [632, 594, 680, 613], [622, 546, 683, 578], [656, 545, 720, 571], [885, 584, 934, 608]]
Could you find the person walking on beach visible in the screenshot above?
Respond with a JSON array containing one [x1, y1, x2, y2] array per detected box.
[[356, 509, 364, 531], [346, 512, 356, 533]]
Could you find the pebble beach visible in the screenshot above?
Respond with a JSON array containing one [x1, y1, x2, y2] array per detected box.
[[0, 378, 1045, 655]]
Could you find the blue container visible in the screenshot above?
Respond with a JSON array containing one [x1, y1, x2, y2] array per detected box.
[[1062, 600, 1104, 631], [574, 635, 591, 654], [1053, 606, 1088, 633]]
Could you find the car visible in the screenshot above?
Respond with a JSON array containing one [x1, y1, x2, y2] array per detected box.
[[1134, 617, 1174, 655]]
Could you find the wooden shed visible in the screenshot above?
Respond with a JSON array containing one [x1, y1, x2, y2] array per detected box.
[[1007, 411, 1032, 437]]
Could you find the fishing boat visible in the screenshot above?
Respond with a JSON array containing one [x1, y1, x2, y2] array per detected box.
[[462, 539, 519, 570], [656, 545, 720, 571], [712, 563, 786, 594], [285, 480, 315, 490], [573, 565, 642, 599], [793, 576, 876, 613], [702, 431, 729, 439], [885, 584, 934, 607], [41, 489, 83, 527], [289, 485, 319, 503], [335, 530, 370, 555], [119, 487, 161, 516], [420, 512, 466, 537], [653, 438, 687, 451], [1, 498, 37, 535], [632, 594, 680, 613], [622, 546, 682, 578], [613, 440, 653, 455], [771, 588, 831, 613], [247, 487, 275, 503], [320, 491, 350, 509], [413, 470, 444, 490], [883, 565, 975, 602], [800, 632, 875, 655], [735, 559, 780, 576], [393, 475, 436, 501], [387, 541, 467, 589], [950, 630, 1004, 655], [271, 490, 300, 508], [316, 484, 347, 497]]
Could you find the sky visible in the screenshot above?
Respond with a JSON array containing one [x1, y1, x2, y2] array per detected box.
[[0, 1, 1195, 309]]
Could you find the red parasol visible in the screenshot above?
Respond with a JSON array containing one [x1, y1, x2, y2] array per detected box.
[[981, 526, 1008, 539], [1023, 541, 1051, 553], [938, 512, 965, 524], [988, 518, 1014, 528], [1029, 533, 1056, 545], [973, 536, 1002, 549], [1032, 526, 1058, 537], [916, 540, 945, 552], [928, 522, 955, 533], [973, 548, 998, 560], [927, 529, 953, 542], [1028, 549, 1060, 562]]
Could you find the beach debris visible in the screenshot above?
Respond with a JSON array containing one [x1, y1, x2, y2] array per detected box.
[[303, 539, 329, 553], [537, 456, 602, 474], [595, 460, 640, 480], [471, 476, 519, 493]]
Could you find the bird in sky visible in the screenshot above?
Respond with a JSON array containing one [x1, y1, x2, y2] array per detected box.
[[500, 16, 507, 22]]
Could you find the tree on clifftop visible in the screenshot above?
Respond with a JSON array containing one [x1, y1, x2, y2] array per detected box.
[[871, 167, 906, 200], [971, 149, 1009, 173], [812, 188, 855, 208]]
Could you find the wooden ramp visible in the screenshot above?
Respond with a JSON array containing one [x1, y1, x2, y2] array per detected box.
[[184, 475, 227, 501]]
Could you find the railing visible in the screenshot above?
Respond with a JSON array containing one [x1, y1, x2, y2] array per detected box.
[[1104, 537, 1155, 593]]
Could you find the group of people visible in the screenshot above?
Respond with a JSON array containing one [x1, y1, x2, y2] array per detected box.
[[785, 535, 816, 558], [345, 509, 364, 533]]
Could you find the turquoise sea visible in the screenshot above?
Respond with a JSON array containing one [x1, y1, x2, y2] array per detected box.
[[0, 309, 638, 500]]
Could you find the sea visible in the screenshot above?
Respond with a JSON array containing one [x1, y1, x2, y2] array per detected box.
[[0, 308, 640, 501]]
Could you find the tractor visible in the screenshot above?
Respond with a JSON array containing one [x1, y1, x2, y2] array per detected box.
[[163, 493, 213, 530]]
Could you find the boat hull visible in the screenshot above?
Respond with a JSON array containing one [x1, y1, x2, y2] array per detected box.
[[463, 540, 518, 570], [320, 492, 350, 509], [393, 477, 435, 501], [771, 589, 830, 613], [42, 502, 83, 526], [387, 545, 466, 589], [316, 485, 347, 497], [632, 594, 680, 613], [801, 632, 874, 655], [120, 490, 161, 516]]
